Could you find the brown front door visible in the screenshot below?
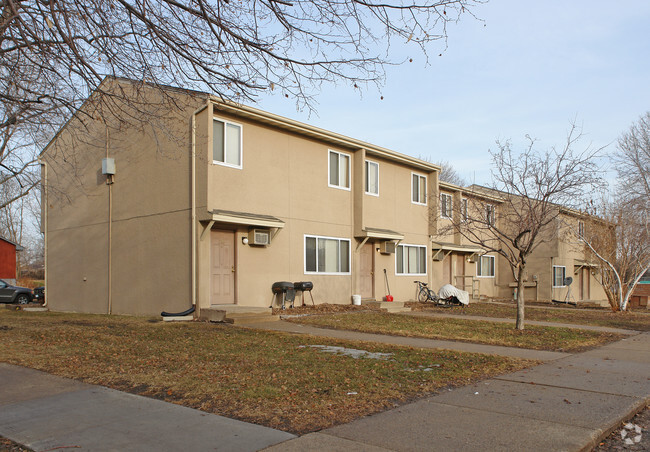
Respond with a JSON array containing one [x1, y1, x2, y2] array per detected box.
[[210, 229, 235, 304], [455, 253, 466, 289], [442, 254, 452, 285], [360, 242, 374, 299]]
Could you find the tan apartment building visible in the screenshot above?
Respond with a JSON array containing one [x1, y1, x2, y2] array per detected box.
[[41, 79, 609, 316], [439, 183, 609, 306], [40, 79, 444, 316]]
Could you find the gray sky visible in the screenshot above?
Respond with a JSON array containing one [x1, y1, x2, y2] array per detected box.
[[256, 0, 650, 185]]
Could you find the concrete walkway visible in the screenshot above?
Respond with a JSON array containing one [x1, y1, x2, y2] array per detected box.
[[0, 364, 295, 451], [1, 321, 648, 451]]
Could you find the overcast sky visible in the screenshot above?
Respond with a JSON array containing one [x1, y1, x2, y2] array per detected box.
[[256, 0, 650, 186]]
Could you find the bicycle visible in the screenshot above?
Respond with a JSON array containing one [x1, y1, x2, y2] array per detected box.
[[413, 280, 454, 308]]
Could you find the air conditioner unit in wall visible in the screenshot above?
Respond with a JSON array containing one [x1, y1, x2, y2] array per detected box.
[[380, 241, 396, 254], [248, 229, 271, 246]]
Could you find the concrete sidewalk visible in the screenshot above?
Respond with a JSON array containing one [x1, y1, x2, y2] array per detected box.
[[265, 332, 650, 451], [0, 364, 295, 451], [1, 328, 648, 451]]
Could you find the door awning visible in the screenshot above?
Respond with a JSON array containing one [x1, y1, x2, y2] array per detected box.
[[356, 227, 404, 241], [431, 242, 485, 254], [208, 209, 285, 228]]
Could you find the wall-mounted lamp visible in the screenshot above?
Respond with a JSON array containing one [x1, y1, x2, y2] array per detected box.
[[242, 237, 249, 245]]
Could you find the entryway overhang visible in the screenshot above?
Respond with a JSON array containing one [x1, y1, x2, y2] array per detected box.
[[200, 209, 285, 240], [574, 259, 599, 274], [431, 242, 485, 254], [356, 227, 404, 241]]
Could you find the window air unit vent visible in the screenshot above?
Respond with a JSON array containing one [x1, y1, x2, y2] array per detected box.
[[432, 249, 445, 261], [249, 229, 271, 246], [380, 241, 396, 254]]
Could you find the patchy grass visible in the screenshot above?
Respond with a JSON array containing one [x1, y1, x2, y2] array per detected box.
[[0, 310, 535, 434], [286, 312, 625, 352], [407, 302, 650, 332]]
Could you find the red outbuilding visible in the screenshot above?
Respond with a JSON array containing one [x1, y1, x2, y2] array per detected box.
[[0, 236, 23, 283]]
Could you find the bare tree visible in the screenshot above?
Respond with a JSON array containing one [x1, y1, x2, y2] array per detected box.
[[578, 113, 650, 311], [443, 126, 603, 329], [436, 160, 466, 186], [2, 0, 482, 213], [615, 112, 650, 207]]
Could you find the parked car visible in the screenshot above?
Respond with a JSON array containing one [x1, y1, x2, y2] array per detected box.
[[33, 286, 45, 303], [0, 279, 33, 304]]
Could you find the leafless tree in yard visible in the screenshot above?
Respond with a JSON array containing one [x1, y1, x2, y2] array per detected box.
[[577, 113, 650, 311], [436, 160, 466, 186], [441, 125, 604, 329]]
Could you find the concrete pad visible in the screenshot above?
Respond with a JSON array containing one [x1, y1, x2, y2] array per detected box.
[[593, 333, 650, 353], [0, 363, 91, 405], [262, 433, 394, 451], [325, 399, 599, 452], [431, 379, 640, 429], [0, 385, 294, 452]]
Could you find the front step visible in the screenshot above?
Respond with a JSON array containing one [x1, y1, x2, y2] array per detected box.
[[202, 305, 278, 325], [363, 301, 411, 313]]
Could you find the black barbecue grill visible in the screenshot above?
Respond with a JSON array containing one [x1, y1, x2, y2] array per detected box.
[[271, 281, 295, 309], [293, 281, 314, 306]]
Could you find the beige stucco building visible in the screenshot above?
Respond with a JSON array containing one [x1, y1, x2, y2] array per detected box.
[[40, 79, 608, 316]]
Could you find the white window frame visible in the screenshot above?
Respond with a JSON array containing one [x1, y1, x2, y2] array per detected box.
[[395, 244, 427, 276], [440, 193, 453, 219], [304, 234, 351, 275], [365, 160, 379, 196], [553, 265, 566, 287], [212, 117, 243, 169], [328, 150, 351, 191], [411, 173, 427, 205], [486, 204, 496, 226], [461, 198, 468, 222], [476, 255, 495, 278], [578, 221, 585, 238]]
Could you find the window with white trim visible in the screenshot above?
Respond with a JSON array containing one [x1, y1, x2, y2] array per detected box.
[[365, 160, 379, 195], [213, 118, 242, 168], [461, 198, 468, 222], [305, 235, 351, 274], [486, 204, 496, 226], [396, 244, 427, 275], [476, 255, 495, 277], [412, 173, 427, 205], [578, 221, 585, 238], [553, 266, 566, 287], [328, 150, 350, 190], [441, 193, 452, 218]]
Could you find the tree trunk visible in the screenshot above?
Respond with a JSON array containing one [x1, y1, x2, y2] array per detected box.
[[515, 265, 526, 330]]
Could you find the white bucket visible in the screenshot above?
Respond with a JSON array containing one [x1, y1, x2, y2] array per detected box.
[[352, 294, 362, 306]]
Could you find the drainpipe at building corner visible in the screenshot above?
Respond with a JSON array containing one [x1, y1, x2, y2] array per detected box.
[[38, 157, 48, 308], [105, 125, 114, 315], [191, 102, 209, 318]]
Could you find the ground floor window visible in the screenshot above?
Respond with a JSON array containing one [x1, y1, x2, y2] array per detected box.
[[553, 265, 566, 287], [305, 235, 351, 274], [477, 255, 495, 277], [396, 244, 426, 275]]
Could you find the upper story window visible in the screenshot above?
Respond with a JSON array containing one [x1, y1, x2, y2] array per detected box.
[[578, 220, 585, 238], [476, 255, 495, 277], [305, 235, 351, 274], [412, 173, 427, 205], [329, 150, 350, 190], [396, 244, 427, 275], [213, 118, 242, 168], [365, 160, 379, 196], [553, 265, 566, 287], [440, 193, 452, 218], [461, 198, 468, 222], [486, 204, 496, 226]]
